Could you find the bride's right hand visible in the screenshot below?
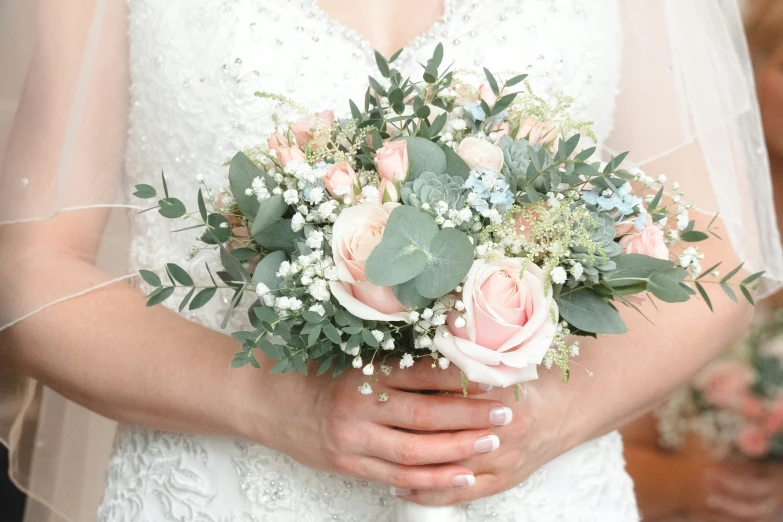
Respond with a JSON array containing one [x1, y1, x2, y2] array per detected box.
[[234, 360, 512, 493]]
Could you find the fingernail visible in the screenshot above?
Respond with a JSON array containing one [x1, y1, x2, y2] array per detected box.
[[478, 383, 493, 392], [490, 406, 513, 426], [390, 487, 412, 497], [452, 474, 476, 487], [474, 434, 500, 453]]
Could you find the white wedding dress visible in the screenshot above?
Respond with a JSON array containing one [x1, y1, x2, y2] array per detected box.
[[97, 0, 639, 520]]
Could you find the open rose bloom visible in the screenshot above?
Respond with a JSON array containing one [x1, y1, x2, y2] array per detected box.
[[434, 260, 558, 388]]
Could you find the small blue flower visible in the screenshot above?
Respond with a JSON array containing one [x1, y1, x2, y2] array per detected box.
[[581, 183, 641, 216], [463, 103, 486, 122], [634, 211, 648, 231]]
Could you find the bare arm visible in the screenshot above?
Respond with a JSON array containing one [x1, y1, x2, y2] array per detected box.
[[0, 0, 505, 493]]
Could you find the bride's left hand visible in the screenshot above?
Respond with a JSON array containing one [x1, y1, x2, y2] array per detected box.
[[402, 381, 563, 506]]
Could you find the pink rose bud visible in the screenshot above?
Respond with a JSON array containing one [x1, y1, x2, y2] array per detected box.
[[374, 141, 409, 182], [322, 162, 359, 198], [379, 179, 400, 204], [277, 144, 306, 167], [741, 396, 765, 419], [517, 117, 560, 146], [617, 215, 670, 260], [267, 131, 290, 152], [292, 110, 335, 148], [478, 83, 498, 106]]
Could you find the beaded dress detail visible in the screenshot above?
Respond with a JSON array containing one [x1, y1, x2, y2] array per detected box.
[[98, 0, 639, 520]]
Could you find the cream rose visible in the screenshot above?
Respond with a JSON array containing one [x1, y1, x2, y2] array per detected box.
[[456, 137, 504, 172], [433, 259, 558, 387], [616, 215, 669, 260], [329, 203, 408, 321]]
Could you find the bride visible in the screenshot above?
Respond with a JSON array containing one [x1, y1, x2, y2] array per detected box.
[[1, 0, 781, 520]]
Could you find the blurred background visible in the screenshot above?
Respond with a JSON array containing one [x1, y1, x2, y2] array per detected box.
[[1, 0, 783, 521]]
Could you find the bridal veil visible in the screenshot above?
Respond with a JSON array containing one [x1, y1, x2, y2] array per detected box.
[[0, 0, 780, 520]]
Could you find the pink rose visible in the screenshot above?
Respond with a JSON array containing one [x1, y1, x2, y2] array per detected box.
[[456, 137, 504, 173], [268, 131, 306, 167], [737, 424, 770, 458], [694, 361, 754, 409], [433, 259, 558, 387], [322, 162, 359, 198], [617, 215, 669, 260], [329, 203, 408, 321], [741, 396, 765, 419], [517, 117, 559, 146], [490, 122, 511, 141], [292, 110, 335, 148], [375, 141, 409, 182], [764, 399, 783, 434], [513, 208, 541, 242], [478, 83, 497, 106]]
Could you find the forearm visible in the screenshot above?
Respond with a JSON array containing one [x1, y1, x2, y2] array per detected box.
[[1, 251, 253, 438], [543, 288, 752, 454]]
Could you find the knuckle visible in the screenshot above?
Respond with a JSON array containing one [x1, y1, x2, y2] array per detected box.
[[395, 437, 421, 465], [330, 453, 354, 475], [389, 470, 413, 489], [410, 403, 434, 428]]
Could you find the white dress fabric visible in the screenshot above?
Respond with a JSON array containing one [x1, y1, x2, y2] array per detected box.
[[98, 0, 639, 520]]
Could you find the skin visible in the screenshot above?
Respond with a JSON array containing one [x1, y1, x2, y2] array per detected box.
[[0, 0, 757, 508], [622, 38, 783, 522]]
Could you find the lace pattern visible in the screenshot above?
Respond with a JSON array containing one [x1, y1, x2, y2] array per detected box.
[[101, 0, 639, 519]]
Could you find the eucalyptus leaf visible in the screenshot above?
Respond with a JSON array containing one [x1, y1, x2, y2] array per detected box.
[[253, 219, 303, 254], [401, 136, 448, 179], [252, 250, 288, 292], [414, 228, 474, 298], [158, 198, 186, 219], [166, 263, 193, 286], [133, 184, 157, 199], [604, 254, 674, 287], [557, 289, 628, 335], [393, 279, 434, 309], [250, 195, 288, 236], [441, 144, 470, 180], [229, 152, 272, 218], [647, 268, 690, 303], [146, 286, 175, 307], [189, 287, 217, 310], [139, 269, 161, 287]]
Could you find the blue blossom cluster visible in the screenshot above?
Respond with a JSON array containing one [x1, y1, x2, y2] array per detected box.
[[463, 169, 515, 214], [581, 182, 642, 216]]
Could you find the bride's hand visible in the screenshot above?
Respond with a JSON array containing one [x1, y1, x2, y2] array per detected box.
[[234, 360, 512, 493], [403, 381, 556, 506]]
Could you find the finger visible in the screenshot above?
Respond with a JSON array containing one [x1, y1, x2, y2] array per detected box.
[[405, 473, 502, 506], [362, 425, 500, 465], [375, 391, 513, 431], [706, 494, 777, 520], [383, 363, 490, 394], [350, 456, 477, 491], [707, 469, 774, 500]]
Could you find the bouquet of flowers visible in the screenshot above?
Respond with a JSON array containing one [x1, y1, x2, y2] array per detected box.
[[133, 43, 759, 520], [658, 311, 783, 460]]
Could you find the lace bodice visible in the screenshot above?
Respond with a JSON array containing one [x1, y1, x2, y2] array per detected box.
[[99, 0, 639, 520]]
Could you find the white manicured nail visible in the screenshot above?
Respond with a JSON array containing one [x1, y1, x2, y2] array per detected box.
[[490, 406, 513, 426], [478, 383, 493, 392], [391, 487, 412, 496], [474, 434, 500, 453], [452, 474, 475, 487]]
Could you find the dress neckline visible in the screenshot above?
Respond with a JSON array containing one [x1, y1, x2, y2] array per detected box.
[[305, 0, 456, 61]]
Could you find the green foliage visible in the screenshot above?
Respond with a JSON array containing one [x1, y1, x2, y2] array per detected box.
[[250, 194, 287, 236], [557, 289, 628, 335], [401, 171, 467, 210], [229, 152, 274, 218], [252, 219, 303, 254], [133, 184, 156, 199], [365, 206, 473, 298], [401, 136, 448, 180]]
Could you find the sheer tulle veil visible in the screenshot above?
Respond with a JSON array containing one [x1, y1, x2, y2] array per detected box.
[[1, 0, 781, 520]]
